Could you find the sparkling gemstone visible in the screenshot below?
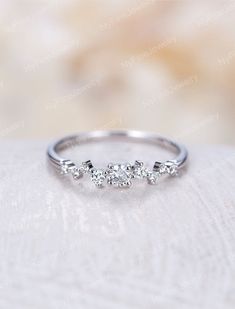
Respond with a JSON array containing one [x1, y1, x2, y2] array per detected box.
[[90, 169, 106, 187], [60, 162, 76, 175], [133, 160, 149, 179], [165, 161, 178, 176], [61, 162, 83, 179], [71, 167, 82, 180], [106, 163, 133, 187], [60, 164, 69, 175], [147, 171, 160, 185], [159, 164, 167, 174], [82, 160, 94, 173]]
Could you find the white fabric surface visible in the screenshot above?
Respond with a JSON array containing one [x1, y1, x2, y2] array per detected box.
[[0, 141, 235, 309]]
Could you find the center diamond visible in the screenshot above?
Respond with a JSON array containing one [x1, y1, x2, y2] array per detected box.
[[106, 163, 133, 188]]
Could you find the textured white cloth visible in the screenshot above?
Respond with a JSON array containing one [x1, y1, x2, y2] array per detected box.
[[0, 141, 235, 309]]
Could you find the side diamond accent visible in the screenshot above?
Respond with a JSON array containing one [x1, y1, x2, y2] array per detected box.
[[60, 161, 76, 175], [90, 169, 106, 187], [60, 159, 179, 187], [147, 171, 160, 185], [60, 164, 69, 175], [71, 167, 83, 180], [82, 160, 94, 173], [164, 161, 178, 176], [133, 160, 149, 179]]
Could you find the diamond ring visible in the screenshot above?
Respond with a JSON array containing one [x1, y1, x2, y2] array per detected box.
[[47, 130, 188, 188]]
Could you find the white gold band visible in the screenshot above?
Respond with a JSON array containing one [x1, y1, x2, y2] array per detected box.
[[47, 130, 188, 188]]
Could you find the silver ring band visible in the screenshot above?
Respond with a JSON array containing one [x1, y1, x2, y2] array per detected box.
[[47, 130, 188, 188]]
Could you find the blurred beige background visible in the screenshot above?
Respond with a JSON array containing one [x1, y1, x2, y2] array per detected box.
[[0, 0, 235, 144]]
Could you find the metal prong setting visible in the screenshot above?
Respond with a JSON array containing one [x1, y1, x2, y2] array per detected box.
[[60, 160, 76, 175], [60, 160, 83, 180], [153, 161, 161, 172], [60, 159, 179, 188], [82, 160, 94, 172], [164, 160, 179, 176], [48, 130, 188, 188], [107, 163, 114, 170], [133, 160, 149, 179], [106, 163, 133, 188]]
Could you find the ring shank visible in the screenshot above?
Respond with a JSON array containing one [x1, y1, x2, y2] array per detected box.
[[47, 130, 188, 169]]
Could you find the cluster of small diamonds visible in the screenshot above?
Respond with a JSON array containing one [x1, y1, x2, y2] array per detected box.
[[60, 159, 178, 188], [60, 160, 83, 180]]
